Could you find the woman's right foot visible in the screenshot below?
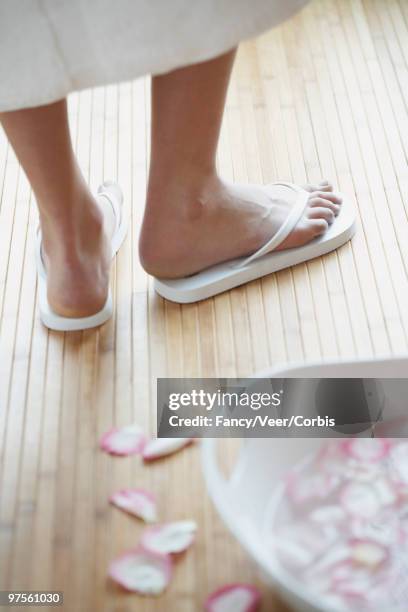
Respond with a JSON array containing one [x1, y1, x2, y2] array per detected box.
[[139, 177, 342, 279], [40, 191, 117, 318]]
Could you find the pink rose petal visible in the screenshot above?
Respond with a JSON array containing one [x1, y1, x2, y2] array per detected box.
[[108, 547, 172, 595], [109, 489, 158, 523], [307, 543, 351, 577], [344, 459, 385, 484], [316, 441, 344, 473], [340, 482, 382, 519], [348, 538, 388, 570], [141, 520, 197, 555], [275, 522, 340, 570], [390, 443, 408, 485], [204, 584, 261, 612], [340, 439, 391, 463], [309, 505, 346, 525], [350, 512, 399, 546], [100, 424, 146, 456], [286, 469, 339, 505], [373, 477, 397, 507], [332, 580, 370, 602], [142, 437, 193, 462], [330, 563, 374, 603]]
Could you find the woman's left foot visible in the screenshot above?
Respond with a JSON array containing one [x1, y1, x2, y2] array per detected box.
[[139, 177, 343, 279]]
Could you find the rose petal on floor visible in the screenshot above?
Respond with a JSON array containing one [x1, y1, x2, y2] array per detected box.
[[204, 584, 261, 612], [141, 520, 197, 555], [100, 424, 146, 456], [109, 489, 158, 523], [142, 437, 193, 462], [108, 547, 172, 595]]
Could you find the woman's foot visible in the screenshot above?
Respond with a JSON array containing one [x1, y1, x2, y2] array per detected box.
[[139, 177, 343, 278], [0, 100, 120, 320], [41, 193, 117, 318]]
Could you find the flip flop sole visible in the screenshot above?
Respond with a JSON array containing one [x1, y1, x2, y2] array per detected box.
[[38, 278, 114, 332], [154, 195, 356, 304]]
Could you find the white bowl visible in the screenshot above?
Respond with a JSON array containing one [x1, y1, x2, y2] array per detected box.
[[201, 356, 408, 612]]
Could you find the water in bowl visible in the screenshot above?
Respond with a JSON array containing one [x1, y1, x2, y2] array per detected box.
[[264, 439, 408, 611]]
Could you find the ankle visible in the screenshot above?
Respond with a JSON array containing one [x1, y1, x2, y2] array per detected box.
[[40, 195, 105, 262], [140, 172, 227, 277], [146, 166, 220, 219]]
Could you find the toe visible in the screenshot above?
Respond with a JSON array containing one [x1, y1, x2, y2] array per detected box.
[[308, 206, 335, 224], [318, 180, 334, 192], [303, 180, 334, 193], [309, 218, 329, 236], [309, 196, 341, 215], [303, 183, 317, 193], [313, 191, 342, 204]]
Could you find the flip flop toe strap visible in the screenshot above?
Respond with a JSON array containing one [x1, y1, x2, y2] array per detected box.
[[234, 182, 310, 269]]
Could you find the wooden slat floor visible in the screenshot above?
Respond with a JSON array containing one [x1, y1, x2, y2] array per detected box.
[[1, 1, 408, 610]]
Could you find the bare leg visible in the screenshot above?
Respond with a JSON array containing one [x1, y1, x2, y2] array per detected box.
[[0, 100, 115, 317], [140, 49, 342, 278], [1, 50, 342, 314]]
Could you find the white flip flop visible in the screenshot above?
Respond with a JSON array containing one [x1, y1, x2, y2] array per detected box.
[[36, 180, 128, 331], [154, 182, 356, 303]]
